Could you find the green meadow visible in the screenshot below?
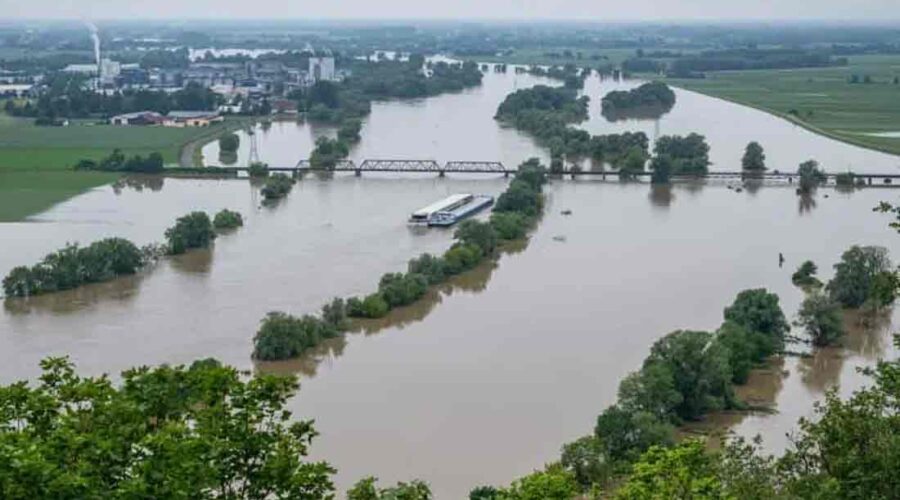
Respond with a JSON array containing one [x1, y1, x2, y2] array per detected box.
[[0, 114, 228, 221], [669, 54, 900, 156]]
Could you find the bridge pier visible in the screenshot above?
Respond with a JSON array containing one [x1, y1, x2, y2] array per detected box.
[[868, 177, 873, 185], [355, 169, 362, 177], [504, 171, 510, 178], [439, 170, 445, 177]]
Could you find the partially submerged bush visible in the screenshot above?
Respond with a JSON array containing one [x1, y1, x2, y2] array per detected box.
[[213, 209, 243, 230]]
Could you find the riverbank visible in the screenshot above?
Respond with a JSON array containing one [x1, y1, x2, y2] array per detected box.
[[668, 54, 900, 158], [0, 112, 236, 222]]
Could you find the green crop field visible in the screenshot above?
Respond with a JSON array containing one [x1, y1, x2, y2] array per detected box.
[[668, 54, 900, 156], [0, 114, 232, 221], [460, 47, 688, 68]]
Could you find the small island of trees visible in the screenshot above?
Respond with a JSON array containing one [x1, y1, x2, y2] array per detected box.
[[600, 81, 677, 121]]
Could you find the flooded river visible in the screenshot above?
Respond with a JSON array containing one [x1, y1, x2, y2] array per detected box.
[[2, 68, 900, 497]]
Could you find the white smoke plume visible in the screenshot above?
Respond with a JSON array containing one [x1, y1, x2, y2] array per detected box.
[[85, 22, 100, 66]]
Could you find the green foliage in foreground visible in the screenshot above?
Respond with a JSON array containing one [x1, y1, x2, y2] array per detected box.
[[260, 173, 295, 200], [470, 464, 580, 500], [164, 211, 216, 255], [2, 238, 144, 297], [212, 208, 243, 230], [348, 477, 432, 500], [0, 358, 335, 499]]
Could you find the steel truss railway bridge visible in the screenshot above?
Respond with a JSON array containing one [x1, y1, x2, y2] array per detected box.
[[223, 159, 900, 186]]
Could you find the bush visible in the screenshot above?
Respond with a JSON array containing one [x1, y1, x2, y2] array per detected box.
[[2, 238, 144, 297], [252, 311, 339, 360], [454, 219, 498, 255], [797, 159, 826, 193], [337, 119, 362, 143], [490, 212, 530, 240], [347, 294, 390, 319], [321, 297, 348, 329], [261, 174, 295, 200], [212, 209, 243, 230], [378, 272, 429, 308], [827, 245, 891, 308], [219, 132, 240, 153], [74, 149, 164, 173], [722, 288, 788, 355], [408, 253, 446, 285], [247, 162, 270, 177], [835, 171, 856, 187], [443, 244, 483, 275], [653, 134, 710, 175], [495, 180, 542, 217], [164, 212, 216, 255], [797, 292, 844, 346]]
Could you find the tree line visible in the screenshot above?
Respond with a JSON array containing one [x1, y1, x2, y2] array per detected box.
[[3, 209, 241, 298], [74, 149, 165, 173], [495, 85, 711, 178], [4, 74, 220, 120], [252, 159, 548, 361], [290, 57, 483, 124]]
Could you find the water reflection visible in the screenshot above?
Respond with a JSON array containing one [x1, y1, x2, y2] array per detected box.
[[648, 184, 674, 209], [601, 106, 672, 123], [798, 308, 892, 393], [112, 175, 165, 194], [686, 357, 788, 448], [168, 248, 214, 275], [798, 193, 817, 215], [219, 151, 238, 166], [742, 178, 763, 195], [3, 274, 144, 316]]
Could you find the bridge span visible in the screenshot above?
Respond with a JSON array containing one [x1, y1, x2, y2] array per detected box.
[[221, 159, 900, 185]]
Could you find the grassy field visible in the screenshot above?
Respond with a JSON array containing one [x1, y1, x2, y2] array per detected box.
[[0, 113, 229, 221], [668, 54, 900, 156], [460, 47, 667, 68]]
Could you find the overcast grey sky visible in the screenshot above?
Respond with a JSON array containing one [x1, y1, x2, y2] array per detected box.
[[2, 0, 898, 21]]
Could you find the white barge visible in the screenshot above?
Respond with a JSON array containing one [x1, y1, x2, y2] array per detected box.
[[428, 195, 495, 227], [409, 194, 474, 224]]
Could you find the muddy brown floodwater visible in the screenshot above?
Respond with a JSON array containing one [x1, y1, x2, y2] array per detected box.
[[2, 67, 900, 498]]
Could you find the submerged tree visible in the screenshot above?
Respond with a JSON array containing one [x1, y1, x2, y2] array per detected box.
[[741, 141, 766, 172], [797, 291, 844, 346], [797, 159, 826, 194]]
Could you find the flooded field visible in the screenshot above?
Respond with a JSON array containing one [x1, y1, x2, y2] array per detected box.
[[3, 67, 900, 497]]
